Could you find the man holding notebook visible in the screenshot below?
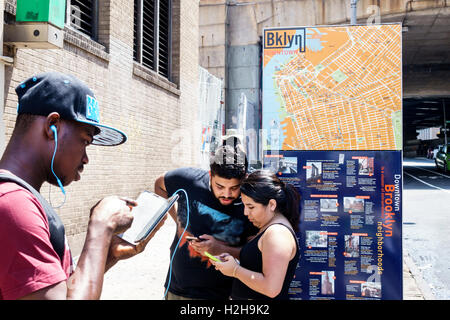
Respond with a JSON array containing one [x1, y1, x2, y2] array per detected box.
[[0, 72, 157, 300], [154, 141, 257, 300]]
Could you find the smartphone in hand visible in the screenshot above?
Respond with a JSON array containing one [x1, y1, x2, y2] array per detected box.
[[186, 236, 204, 242], [204, 251, 221, 262]]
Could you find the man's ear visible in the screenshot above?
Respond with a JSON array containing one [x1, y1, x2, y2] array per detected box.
[[45, 112, 61, 140]]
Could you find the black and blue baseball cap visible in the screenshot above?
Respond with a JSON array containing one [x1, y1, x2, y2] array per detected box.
[[15, 72, 127, 146]]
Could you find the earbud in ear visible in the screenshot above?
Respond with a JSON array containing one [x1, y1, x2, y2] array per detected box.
[[50, 125, 57, 141], [49, 124, 65, 197]]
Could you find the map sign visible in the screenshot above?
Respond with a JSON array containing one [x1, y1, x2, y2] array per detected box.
[[263, 24, 402, 151]]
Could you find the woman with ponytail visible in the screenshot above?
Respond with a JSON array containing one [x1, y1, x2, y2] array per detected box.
[[210, 170, 301, 300]]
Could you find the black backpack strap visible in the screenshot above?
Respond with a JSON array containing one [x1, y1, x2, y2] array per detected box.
[[0, 172, 66, 261]]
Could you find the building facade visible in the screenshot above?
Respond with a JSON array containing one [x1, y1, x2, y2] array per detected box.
[[1, 0, 200, 255]]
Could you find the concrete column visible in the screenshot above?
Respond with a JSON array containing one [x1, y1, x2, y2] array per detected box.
[[225, 3, 261, 131]]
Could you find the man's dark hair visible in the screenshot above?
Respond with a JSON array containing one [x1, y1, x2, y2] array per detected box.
[[210, 144, 248, 180], [13, 113, 40, 135]]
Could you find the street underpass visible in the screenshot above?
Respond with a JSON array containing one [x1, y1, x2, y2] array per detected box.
[[403, 96, 450, 158]]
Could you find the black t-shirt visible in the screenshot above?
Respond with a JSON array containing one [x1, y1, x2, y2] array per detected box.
[[163, 167, 257, 299]]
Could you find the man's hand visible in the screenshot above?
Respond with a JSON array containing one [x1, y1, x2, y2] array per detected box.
[[89, 196, 137, 234], [189, 234, 227, 256], [105, 214, 167, 269], [64, 196, 138, 299], [189, 234, 243, 259]]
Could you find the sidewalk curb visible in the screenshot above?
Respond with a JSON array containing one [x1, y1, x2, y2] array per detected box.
[[404, 251, 435, 300]]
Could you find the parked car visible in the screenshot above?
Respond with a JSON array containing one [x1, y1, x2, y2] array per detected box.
[[435, 144, 450, 172], [433, 145, 443, 159]]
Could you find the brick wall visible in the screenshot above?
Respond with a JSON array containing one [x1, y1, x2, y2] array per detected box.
[[2, 0, 200, 255]]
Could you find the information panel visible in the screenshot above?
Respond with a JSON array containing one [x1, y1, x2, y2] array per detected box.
[[263, 150, 402, 300]]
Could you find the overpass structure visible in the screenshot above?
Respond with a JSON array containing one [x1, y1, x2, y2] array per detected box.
[[199, 0, 450, 149]]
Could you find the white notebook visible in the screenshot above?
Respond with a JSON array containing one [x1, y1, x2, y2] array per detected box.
[[119, 191, 179, 244]]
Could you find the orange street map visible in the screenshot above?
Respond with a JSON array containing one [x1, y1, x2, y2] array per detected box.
[[263, 24, 402, 151]]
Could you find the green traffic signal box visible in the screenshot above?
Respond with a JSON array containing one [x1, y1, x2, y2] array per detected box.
[[16, 0, 66, 29]]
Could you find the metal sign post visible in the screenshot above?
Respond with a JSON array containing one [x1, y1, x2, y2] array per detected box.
[[350, 0, 360, 25]]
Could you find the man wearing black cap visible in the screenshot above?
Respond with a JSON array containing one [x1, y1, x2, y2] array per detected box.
[[0, 72, 155, 300]]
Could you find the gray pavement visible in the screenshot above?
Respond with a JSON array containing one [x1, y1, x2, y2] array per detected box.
[[404, 252, 433, 300], [100, 217, 428, 300], [403, 158, 449, 299]]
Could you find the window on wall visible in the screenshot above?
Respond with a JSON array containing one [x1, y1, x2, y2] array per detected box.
[[134, 0, 172, 80], [69, 0, 98, 40]]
